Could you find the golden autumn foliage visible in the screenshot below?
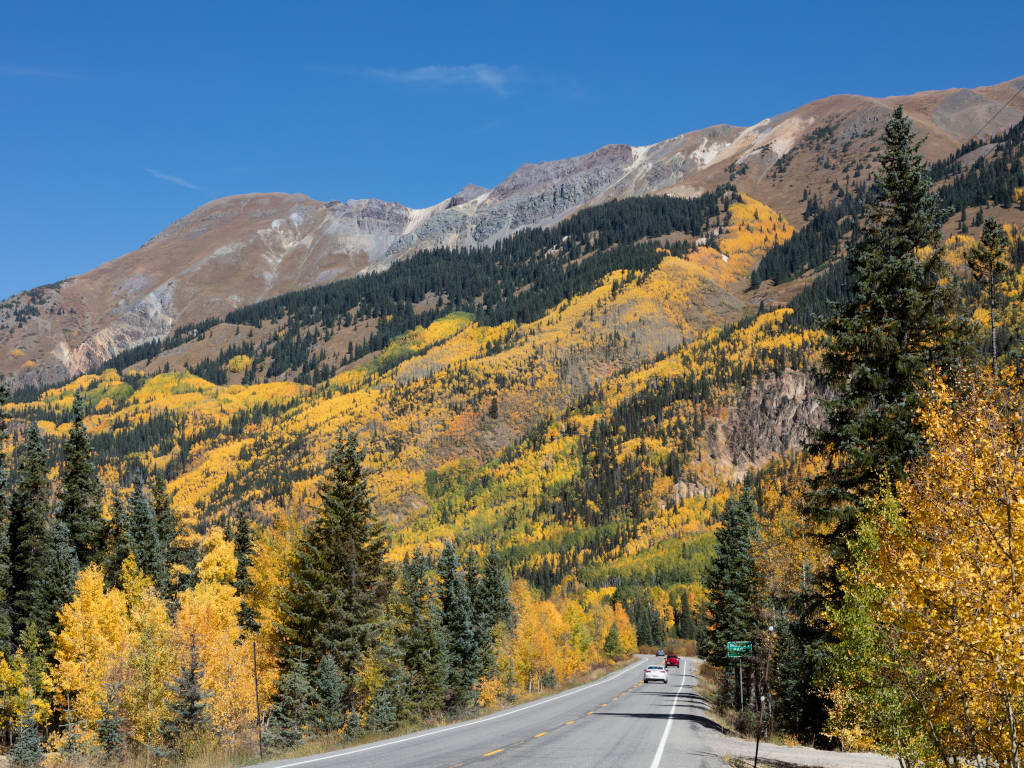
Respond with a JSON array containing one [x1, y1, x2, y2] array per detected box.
[[831, 368, 1024, 767], [488, 580, 637, 699]]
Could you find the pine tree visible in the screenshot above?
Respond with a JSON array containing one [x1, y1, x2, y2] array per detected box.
[[103, 491, 135, 587], [232, 505, 257, 631], [277, 429, 392, 701], [366, 679, 401, 732], [162, 636, 211, 752], [128, 481, 167, 590], [265, 662, 315, 751], [0, 380, 14, 650], [97, 686, 127, 762], [675, 591, 697, 639], [149, 474, 176, 557], [437, 542, 479, 710], [312, 654, 347, 733], [9, 424, 53, 634], [813, 105, 967, 561], [396, 553, 449, 715], [56, 390, 104, 566], [703, 492, 759, 707], [967, 217, 1011, 375], [343, 709, 363, 741], [42, 519, 79, 626], [473, 552, 513, 647], [603, 622, 625, 657], [9, 702, 44, 768]]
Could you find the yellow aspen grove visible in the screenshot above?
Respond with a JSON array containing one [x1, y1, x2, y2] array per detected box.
[[120, 560, 176, 755], [175, 530, 277, 740], [868, 370, 1024, 768], [51, 564, 132, 743]]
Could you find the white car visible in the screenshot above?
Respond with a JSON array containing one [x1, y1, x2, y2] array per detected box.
[[643, 665, 668, 684]]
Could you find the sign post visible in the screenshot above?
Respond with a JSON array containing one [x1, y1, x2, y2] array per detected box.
[[726, 641, 752, 711]]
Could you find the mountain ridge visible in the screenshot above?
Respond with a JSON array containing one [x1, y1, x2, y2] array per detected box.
[[2, 75, 1022, 389]]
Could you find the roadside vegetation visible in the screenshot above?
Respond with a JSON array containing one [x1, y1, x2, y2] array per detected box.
[[0, 102, 1021, 767], [700, 107, 1024, 767]]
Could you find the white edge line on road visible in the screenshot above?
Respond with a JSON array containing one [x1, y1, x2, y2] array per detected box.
[[649, 660, 687, 768], [266, 657, 650, 768]]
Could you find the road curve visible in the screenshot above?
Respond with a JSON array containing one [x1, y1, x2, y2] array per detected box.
[[254, 656, 725, 768]]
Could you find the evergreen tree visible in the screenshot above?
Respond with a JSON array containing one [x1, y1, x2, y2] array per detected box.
[[9, 424, 53, 635], [396, 553, 449, 715], [41, 519, 79, 628], [277, 430, 392, 703], [813, 106, 967, 562], [0, 380, 13, 650], [9, 702, 44, 768], [97, 686, 127, 761], [127, 482, 167, 590], [162, 636, 210, 752], [312, 654, 346, 733], [149, 474, 176, 556], [967, 217, 1012, 374], [232, 505, 257, 631], [603, 622, 625, 657], [674, 591, 697, 639], [473, 553, 513, 645], [343, 709, 363, 741], [703, 492, 759, 707], [366, 678, 402, 732], [437, 542, 479, 710], [56, 390, 104, 566], [265, 662, 315, 751], [103, 491, 134, 587]]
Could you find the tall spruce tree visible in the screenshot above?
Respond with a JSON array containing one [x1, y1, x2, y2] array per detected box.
[[312, 654, 347, 733], [472, 553, 513, 646], [437, 542, 479, 710], [103, 491, 135, 587], [162, 636, 211, 752], [396, 553, 449, 715], [149, 474, 176, 556], [127, 481, 167, 590], [0, 381, 13, 650], [56, 391, 104, 566], [813, 105, 967, 560], [703, 492, 759, 708], [232, 505, 257, 631], [265, 662, 315, 751], [277, 429, 391, 701], [9, 424, 54, 635], [42, 520, 79, 627], [967, 217, 1012, 375]]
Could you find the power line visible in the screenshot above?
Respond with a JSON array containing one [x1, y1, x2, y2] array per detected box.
[[969, 78, 1024, 143]]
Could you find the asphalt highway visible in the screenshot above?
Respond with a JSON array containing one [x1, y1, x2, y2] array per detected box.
[[258, 656, 725, 768]]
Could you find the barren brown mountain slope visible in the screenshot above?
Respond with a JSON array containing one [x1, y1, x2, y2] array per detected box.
[[2, 76, 1021, 389]]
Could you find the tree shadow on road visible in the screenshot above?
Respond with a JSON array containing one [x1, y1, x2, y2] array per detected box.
[[593, 710, 724, 733]]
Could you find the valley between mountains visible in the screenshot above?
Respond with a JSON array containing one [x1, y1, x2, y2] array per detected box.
[[1, 75, 1024, 762]]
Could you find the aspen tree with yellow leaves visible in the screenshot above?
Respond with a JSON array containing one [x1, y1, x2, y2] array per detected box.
[[830, 369, 1024, 768]]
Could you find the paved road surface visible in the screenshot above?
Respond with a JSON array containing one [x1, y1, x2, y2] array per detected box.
[[257, 656, 725, 768]]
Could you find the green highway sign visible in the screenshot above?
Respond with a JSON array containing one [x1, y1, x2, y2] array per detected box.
[[726, 641, 752, 657]]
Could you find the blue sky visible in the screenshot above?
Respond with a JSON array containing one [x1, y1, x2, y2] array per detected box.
[[1, 0, 1021, 300]]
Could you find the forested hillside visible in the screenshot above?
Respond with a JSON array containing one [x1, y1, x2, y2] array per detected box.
[[0, 107, 1023, 763]]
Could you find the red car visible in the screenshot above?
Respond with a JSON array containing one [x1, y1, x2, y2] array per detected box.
[[665, 655, 680, 667]]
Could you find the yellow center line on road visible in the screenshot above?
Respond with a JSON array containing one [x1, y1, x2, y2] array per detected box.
[[534, 731, 547, 738], [483, 748, 504, 757], [587, 710, 595, 715], [601, 702, 608, 707], [565, 720, 575, 725]]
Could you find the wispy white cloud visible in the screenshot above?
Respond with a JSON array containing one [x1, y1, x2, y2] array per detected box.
[[145, 168, 201, 191], [0, 66, 80, 79], [365, 64, 513, 95]]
